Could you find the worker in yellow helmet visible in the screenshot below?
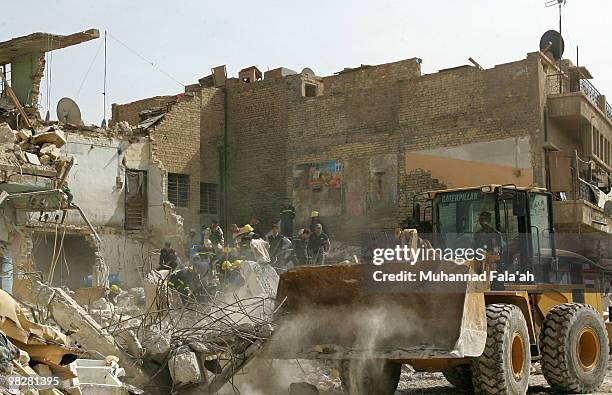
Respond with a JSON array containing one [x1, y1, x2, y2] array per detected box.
[[107, 284, 122, 305]]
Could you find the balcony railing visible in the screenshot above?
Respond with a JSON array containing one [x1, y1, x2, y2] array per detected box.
[[547, 72, 612, 123]]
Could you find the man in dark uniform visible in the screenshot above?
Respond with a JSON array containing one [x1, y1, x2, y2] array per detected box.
[[309, 211, 328, 235], [267, 223, 292, 264], [291, 229, 311, 266], [308, 224, 331, 265], [279, 198, 296, 237], [159, 242, 177, 270]]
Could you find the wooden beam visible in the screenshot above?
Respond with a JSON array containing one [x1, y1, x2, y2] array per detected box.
[[0, 70, 33, 129]]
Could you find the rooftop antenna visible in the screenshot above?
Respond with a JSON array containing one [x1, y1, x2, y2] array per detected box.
[[545, 0, 567, 66], [101, 30, 107, 128]]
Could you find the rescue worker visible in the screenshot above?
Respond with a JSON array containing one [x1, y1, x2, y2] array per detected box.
[[187, 228, 199, 258], [291, 228, 311, 265], [159, 242, 176, 270], [267, 223, 292, 265], [210, 220, 224, 249], [240, 232, 271, 264], [279, 198, 296, 237], [107, 284, 122, 305], [229, 223, 240, 246], [308, 224, 331, 265], [309, 211, 327, 235], [158, 249, 180, 271], [168, 267, 195, 302], [234, 224, 253, 246]]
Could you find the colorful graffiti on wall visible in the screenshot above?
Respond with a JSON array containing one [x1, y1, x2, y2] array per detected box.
[[294, 160, 342, 190]]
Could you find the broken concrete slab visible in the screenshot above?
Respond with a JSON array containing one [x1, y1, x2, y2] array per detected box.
[[16, 280, 150, 386], [140, 328, 171, 364], [31, 129, 66, 148], [24, 152, 42, 165], [16, 128, 32, 142], [0, 122, 15, 144], [39, 144, 61, 160], [168, 347, 202, 386]]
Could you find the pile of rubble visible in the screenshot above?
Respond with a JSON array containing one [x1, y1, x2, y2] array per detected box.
[[0, 287, 136, 395], [0, 123, 68, 168], [0, 259, 280, 394]]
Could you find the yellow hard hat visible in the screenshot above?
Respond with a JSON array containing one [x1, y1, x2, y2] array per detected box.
[[311, 211, 319, 218], [110, 285, 121, 294], [237, 224, 253, 235]]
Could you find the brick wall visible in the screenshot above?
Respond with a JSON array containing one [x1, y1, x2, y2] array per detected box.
[[283, 55, 544, 241], [200, 87, 225, 226], [395, 56, 544, 223], [111, 95, 177, 127], [150, 93, 202, 232], [112, 54, 546, 244], [225, 77, 300, 230]]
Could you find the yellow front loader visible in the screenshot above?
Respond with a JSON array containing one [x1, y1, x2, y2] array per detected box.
[[270, 185, 611, 395]]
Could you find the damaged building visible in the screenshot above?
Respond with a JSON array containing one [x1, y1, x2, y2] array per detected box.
[[113, 43, 612, 253], [2, 23, 612, 394]]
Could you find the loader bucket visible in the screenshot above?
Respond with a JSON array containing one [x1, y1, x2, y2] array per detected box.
[[269, 261, 487, 361]]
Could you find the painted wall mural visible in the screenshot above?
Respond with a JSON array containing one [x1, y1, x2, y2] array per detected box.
[[294, 160, 343, 190]]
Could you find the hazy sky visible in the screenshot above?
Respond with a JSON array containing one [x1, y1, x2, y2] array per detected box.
[[4, 0, 611, 124]]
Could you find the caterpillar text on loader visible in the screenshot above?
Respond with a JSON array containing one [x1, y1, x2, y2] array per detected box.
[[271, 185, 612, 395]]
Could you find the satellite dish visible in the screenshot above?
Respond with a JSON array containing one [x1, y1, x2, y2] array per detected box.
[[301, 67, 315, 77], [540, 30, 564, 60], [56, 97, 84, 125]]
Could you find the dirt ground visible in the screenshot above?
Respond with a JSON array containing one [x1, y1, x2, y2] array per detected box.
[[229, 358, 612, 394], [395, 360, 612, 394]]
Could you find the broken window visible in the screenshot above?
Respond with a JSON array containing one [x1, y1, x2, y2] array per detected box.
[[168, 173, 189, 208], [304, 83, 317, 97], [200, 183, 218, 214]]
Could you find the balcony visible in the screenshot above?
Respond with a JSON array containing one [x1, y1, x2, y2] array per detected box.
[[547, 72, 612, 123], [553, 199, 612, 235]]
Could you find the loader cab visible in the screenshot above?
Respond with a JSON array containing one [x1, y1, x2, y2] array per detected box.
[[425, 185, 560, 287]]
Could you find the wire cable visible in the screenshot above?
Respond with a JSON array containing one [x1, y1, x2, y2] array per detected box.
[[75, 39, 104, 99], [107, 32, 185, 87]]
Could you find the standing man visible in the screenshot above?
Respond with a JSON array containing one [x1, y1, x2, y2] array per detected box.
[[279, 198, 296, 238], [309, 211, 327, 235], [267, 224, 291, 263], [291, 229, 311, 266], [308, 224, 331, 265], [187, 228, 199, 258], [210, 220, 224, 249]]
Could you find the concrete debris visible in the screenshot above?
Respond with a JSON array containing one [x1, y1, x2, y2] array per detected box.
[[39, 143, 61, 160], [30, 127, 66, 148], [112, 121, 132, 133], [0, 123, 15, 145], [0, 123, 71, 170], [0, 286, 139, 395], [16, 280, 150, 386], [168, 346, 202, 387], [0, 332, 18, 374], [139, 329, 171, 363], [15, 128, 32, 142]]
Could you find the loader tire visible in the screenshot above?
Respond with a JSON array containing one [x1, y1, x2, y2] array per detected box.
[[471, 304, 530, 395], [539, 303, 609, 393], [442, 364, 473, 392], [340, 359, 401, 395]]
